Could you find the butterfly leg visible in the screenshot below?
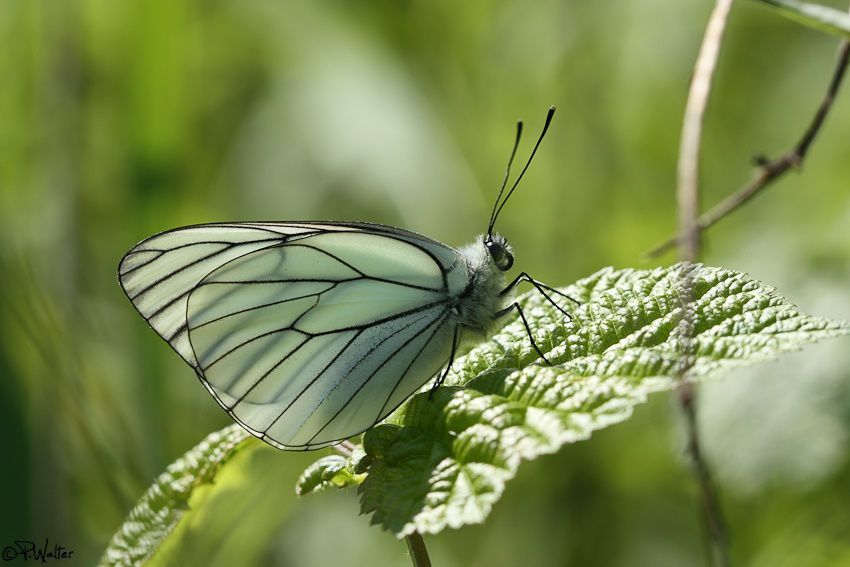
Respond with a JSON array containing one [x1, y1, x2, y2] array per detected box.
[[495, 302, 553, 365], [501, 272, 578, 320], [429, 325, 460, 399]]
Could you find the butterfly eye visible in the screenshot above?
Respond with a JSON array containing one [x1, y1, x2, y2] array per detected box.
[[485, 238, 514, 271], [497, 251, 514, 271]]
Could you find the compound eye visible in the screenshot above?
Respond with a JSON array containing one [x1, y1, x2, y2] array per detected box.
[[499, 251, 514, 271], [485, 239, 513, 271]]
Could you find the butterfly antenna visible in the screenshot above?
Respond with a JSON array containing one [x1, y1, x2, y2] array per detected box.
[[490, 106, 556, 231], [487, 120, 524, 236]]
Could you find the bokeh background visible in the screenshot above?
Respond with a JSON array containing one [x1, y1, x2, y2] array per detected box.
[[2, 0, 850, 565]]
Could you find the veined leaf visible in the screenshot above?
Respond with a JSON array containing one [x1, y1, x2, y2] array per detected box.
[[99, 425, 253, 566], [100, 423, 321, 566], [104, 264, 848, 557], [356, 264, 848, 536], [295, 447, 369, 496]]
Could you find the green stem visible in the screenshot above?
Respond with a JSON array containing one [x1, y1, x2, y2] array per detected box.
[[405, 532, 432, 567]]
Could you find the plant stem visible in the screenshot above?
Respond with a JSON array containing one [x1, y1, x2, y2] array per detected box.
[[648, 30, 850, 259], [675, 1, 734, 566], [332, 440, 356, 457], [677, 0, 734, 263], [405, 532, 432, 567]]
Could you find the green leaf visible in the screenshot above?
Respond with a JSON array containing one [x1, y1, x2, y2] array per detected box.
[[109, 264, 848, 558], [752, 0, 850, 38], [99, 425, 253, 566], [356, 264, 848, 537], [295, 448, 368, 496], [100, 422, 323, 566]]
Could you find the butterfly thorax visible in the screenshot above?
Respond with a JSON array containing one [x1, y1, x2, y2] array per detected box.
[[453, 236, 512, 334]]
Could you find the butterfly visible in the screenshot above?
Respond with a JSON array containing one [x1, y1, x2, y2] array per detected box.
[[118, 106, 573, 451]]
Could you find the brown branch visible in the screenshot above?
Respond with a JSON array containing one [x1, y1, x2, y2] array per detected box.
[[679, 380, 730, 567], [648, 36, 850, 259], [675, 1, 734, 566], [678, 0, 735, 262]]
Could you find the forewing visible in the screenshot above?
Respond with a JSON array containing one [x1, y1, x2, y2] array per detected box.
[[183, 230, 466, 449], [119, 223, 320, 365], [118, 221, 467, 367]]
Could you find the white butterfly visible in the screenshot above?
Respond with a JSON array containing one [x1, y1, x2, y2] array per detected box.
[[118, 107, 571, 450]]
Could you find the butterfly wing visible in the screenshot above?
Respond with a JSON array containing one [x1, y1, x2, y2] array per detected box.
[[119, 222, 469, 449]]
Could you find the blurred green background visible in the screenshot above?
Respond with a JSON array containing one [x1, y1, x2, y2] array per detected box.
[[2, 0, 850, 565]]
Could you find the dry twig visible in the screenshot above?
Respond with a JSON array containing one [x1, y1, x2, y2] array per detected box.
[[649, 34, 850, 259]]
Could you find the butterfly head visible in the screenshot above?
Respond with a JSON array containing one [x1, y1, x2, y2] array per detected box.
[[484, 234, 513, 271]]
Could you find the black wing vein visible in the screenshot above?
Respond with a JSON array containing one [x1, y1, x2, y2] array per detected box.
[[305, 309, 451, 445]]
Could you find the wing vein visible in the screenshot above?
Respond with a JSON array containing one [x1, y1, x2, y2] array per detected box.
[[305, 309, 451, 445], [223, 333, 312, 409], [190, 285, 337, 331], [259, 329, 367, 435], [129, 238, 286, 301]]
